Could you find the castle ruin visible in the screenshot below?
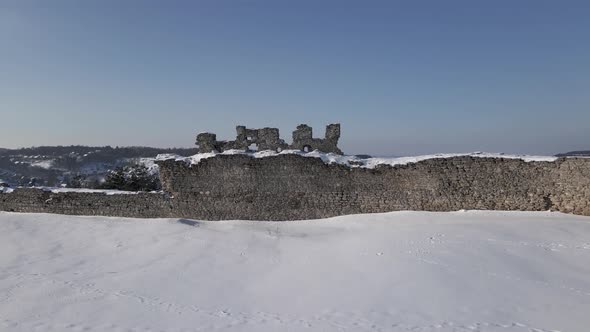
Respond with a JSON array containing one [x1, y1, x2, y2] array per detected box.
[[2, 122, 590, 220], [196, 123, 342, 154]]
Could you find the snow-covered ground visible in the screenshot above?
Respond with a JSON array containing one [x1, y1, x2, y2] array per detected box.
[[0, 187, 155, 195], [156, 150, 558, 169], [1, 211, 589, 332]]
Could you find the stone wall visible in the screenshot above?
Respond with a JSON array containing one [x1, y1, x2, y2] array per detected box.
[[0, 188, 172, 218], [157, 155, 590, 220], [1, 155, 589, 220]]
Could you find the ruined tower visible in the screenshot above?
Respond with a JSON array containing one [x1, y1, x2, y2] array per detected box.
[[195, 123, 342, 154]]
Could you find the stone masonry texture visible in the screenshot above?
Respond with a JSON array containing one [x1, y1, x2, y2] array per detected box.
[[2, 155, 588, 220]]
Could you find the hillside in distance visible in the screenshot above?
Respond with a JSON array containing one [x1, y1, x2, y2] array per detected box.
[[555, 150, 590, 157], [0, 145, 198, 187]]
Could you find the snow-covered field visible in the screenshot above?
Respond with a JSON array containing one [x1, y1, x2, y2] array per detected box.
[[1, 211, 589, 332]]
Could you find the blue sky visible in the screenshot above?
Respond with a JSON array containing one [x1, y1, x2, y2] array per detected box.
[[1, 0, 589, 155]]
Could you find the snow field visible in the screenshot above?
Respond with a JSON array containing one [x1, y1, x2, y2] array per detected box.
[[0, 211, 589, 331]]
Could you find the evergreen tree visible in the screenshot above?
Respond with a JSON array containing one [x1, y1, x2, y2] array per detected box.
[[101, 165, 159, 191]]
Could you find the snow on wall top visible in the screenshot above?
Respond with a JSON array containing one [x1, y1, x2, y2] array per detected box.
[[44, 188, 143, 195], [155, 150, 559, 169], [0, 187, 162, 195]]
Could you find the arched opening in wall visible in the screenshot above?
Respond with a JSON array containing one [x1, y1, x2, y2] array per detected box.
[[248, 143, 258, 152], [302, 145, 312, 153]]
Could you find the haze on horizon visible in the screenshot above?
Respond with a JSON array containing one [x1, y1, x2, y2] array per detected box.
[[1, 0, 589, 156]]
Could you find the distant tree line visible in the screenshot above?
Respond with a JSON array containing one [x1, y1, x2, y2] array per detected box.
[[555, 151, 590, 157]]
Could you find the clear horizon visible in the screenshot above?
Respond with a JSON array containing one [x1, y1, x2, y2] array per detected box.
[[1, 1, 589, 155]]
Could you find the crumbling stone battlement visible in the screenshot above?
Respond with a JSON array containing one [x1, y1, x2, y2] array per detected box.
[[196, 123, 342, 154]]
